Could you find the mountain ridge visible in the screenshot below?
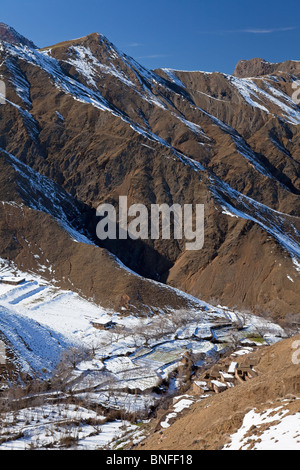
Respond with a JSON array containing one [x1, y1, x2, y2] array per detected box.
[[0, 24, 299, 322], [2, 22, 300, 78], [0, 23, 37, 49], [234, 57, 300, 78]]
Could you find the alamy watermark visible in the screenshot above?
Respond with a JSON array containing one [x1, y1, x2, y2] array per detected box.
[[0, 340, 6, 365], [0, 79, 6, 105], [96, 197, 204, 251], [292, 80, 300, 105], [292, 340, 300, 365]]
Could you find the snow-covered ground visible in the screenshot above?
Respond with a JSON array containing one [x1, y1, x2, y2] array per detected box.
[[0, 258, 286, 385], [224, 400, 300, 450], [0, 257, 290, 450], [0, 259, 113, 376], [0, 403, 140, 450], [160, 395, 206, 429]]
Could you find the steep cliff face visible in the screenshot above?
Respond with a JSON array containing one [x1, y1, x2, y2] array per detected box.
[[0, 25, 299, 320]]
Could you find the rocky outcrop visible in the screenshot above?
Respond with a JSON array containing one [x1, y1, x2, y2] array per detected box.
[[234, 57, 300, 77]]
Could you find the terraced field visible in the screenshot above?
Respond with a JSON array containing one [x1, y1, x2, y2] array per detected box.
[[0, 259, 287, 416]]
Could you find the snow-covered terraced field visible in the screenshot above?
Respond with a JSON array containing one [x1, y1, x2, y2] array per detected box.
[[0, 262, 113, 375], [0, 403, 141, 450], [0, 258, 287, 414]]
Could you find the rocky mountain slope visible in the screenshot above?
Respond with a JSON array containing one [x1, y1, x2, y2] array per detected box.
[[0, 25, 299, 321]]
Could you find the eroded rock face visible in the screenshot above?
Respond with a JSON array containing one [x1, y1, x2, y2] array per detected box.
[[234, 57, 300, 77], [0, 24, 299, 320], [234, 58, 278, 77]]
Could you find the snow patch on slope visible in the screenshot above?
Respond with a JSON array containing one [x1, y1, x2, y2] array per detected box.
[[1, 147, 93, 245], [210, 174, 300, 269], [228, 75, 300, 125], [161, 68, 185, 88], [224, 403, 300, 450]]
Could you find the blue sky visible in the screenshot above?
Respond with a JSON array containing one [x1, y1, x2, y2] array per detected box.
[[1, 0, 300, 74]]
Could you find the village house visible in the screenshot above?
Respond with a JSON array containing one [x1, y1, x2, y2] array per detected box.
[[91, 320, 118, 331], [0, 277, 25, 286], [192, 348, 261, 396], [211, 380, 227, 394], [235, 365, 258, 383], [192, 380, 211, 395], [220, 371, 235, 384]]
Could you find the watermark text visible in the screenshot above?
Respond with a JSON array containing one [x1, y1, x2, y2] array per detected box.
[[0, 79, 6, 105], [292, 80, 300, 105], [96, 197, 205, 251], [0, 340, 6, 365], [292, 340, 300, 365]]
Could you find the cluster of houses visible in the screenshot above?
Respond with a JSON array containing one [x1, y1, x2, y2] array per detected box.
[[192, 353, 259, 395]]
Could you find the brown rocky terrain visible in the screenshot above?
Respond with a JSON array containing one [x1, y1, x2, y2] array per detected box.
[[0, 149, 198, 313], [136, 334, 300, 450], [234, 57, 300, 78], [0, 25, 299, 320]]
